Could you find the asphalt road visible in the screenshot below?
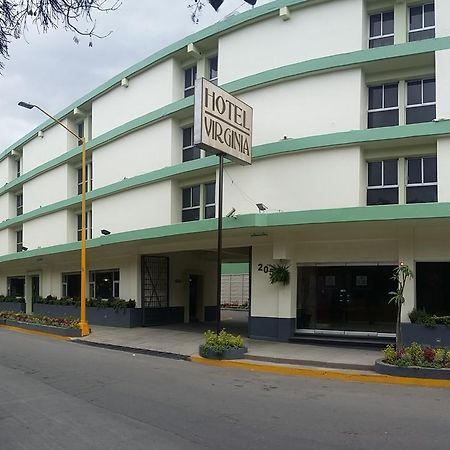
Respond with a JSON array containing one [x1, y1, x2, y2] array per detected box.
[[1, 328, 449, 450]]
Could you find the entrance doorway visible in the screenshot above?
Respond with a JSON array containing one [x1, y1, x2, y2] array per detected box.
[[297, 265, 396, 333], [189, 275, 202, 322]]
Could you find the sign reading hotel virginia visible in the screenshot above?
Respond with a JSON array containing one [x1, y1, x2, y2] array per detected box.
[[194, 78, 253, 165]]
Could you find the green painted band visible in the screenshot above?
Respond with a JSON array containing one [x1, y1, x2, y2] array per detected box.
[[1, 201, 449, 264]]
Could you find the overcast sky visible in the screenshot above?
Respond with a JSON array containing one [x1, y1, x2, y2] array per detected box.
[[0, 0, 272, 151]]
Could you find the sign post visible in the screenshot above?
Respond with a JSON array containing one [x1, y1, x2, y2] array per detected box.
[[194, 78, 253, 334]]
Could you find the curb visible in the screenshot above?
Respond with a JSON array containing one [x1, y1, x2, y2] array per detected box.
[[71, 339, 190, 361], [0, 324, 71, 341], [190, 355, 450, 389]]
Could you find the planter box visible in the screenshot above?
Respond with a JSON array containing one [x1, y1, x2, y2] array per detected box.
[[3, 319, 82, 337], [199, 346, 248, 360], [402, 323, 450, 347], [375, 359, 450, 380], [33, 304, 143, 328], [0, 302, 26, 312]]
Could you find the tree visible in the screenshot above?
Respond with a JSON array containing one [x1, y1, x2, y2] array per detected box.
[[189, 0, 257, 23], [0, 0, 120, 70], [389, 262, 414, 351]]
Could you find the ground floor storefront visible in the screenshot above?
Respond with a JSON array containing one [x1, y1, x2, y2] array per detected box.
[[1, 218, 449, 342]]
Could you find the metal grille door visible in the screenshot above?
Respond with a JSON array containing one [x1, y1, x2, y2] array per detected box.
[[141, 256, 169, 309]]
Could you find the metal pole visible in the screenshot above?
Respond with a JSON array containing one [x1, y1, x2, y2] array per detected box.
[[216, 154, 224, 335], [79, 137, 90, 336]]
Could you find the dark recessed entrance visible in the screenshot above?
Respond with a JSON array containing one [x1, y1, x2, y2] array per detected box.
[[297, 265, 396, 333]]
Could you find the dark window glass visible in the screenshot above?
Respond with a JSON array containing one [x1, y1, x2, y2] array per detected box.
[[369, 86, 383, 110], [367, 187, 399, 205], [416, 263, 450, 316], [424, 3, 435, 27], [16, 194, 23, 216], [183, 127, 193, 148], [209, 56, 218, 83], [182, 126, 200, 162], [183, 146, 201, 162], [384, 160, 398, 185], [16, 230, 23, 252], [182, 188, 191, 208], [192, 185, 200, 206], [369, 36, 394, 48], [182, 208, 200, 222], [16, 159, 21, 177], [370, 13, 382, 37], [423, 156, 437, 183], [205, 182, 215, 205], [384, 11, 394, 34], [423, 79, 436, 103], [368, 109, 399, 128], [8, 277, 25, 297], [409, 28, 435, 41], [184, 66, 197, 97], [95, 271, 114, 298], [407, 80, 422, 105], [408, 158, 422, 184], [205, 206, 215, 219], [410, 6, 423, 30], [406, 104, 436, 124], [384, 84, 398, 108], [406, 185, 437, 203], [65, 273, 81, 298], [368, 161, 382, 186]]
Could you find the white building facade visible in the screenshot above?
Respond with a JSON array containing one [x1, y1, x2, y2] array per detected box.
[[1, 0, 450, 342]]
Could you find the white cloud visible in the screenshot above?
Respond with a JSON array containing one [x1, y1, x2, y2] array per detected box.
[[0, 0, 272, 151]]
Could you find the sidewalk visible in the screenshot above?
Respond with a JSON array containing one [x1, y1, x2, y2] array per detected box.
[[73, 325, 382, 371]]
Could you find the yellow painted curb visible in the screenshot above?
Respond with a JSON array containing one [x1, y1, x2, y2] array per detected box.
[[0, 324, 71, 342], [190, 355, 450, 389]]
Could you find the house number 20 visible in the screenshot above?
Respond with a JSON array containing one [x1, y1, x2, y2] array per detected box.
[[258, 264, 270, 273]]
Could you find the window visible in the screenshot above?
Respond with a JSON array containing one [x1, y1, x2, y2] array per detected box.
[[16, 193, 23, 216], [184, 65, 197, 97], [16, 229, 23, 252], [7, 276, 25, 298], [409, 3, 435, 41], [77, 211, 92, 241], [182, 126, 201, 162], [406, 78, 436, 124], [367, 160, 399, 205], [77, 162, 93, 195], [369, 11, 394, 48], [77, 121, 85, 146], [62, 273, 81, 298], [16, 158, 21, 178], [209, 55, 218, 84], [89, 270, 120, 299], [368, 84, 399, 128], [204, 182, 216, 218], [182, 185, 200, 222], [406, 156, 437, 203]]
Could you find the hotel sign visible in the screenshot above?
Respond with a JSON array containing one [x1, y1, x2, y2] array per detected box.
[[194, 78, 253, 165]]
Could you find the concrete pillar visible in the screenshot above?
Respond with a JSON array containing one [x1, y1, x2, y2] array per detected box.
[[394, 0, 407, 45], [398, 228, 415, 322], [25, 276, 33, 315]]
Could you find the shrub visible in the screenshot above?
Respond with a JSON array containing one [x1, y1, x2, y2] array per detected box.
[[383, 342, 450, 369], [0, 311, 79, 329], [35, 296, 135, 310], [0, 295, 25, 304], [200, 329, 245, 355], [408, 309, 450, 328]]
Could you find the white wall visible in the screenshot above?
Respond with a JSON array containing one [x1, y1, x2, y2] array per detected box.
[[93, 119, 174, 189], [23, 165, 70, 213], [23, 210, 69, 249], [437, 137, 450, 202], [219, 0, 364, 84], [0, 157, 15, 185], [92, 181, 172, 236], [22, 122, 70, 173], [0, 193, 14, 222], [223, 146, 363, 215], [435, 0, 450, 37], [239, 69, 363, 145], [92, 59, 177, 138], [435, 49, 450, 120]]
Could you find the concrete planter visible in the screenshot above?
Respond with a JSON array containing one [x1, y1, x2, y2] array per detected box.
[[199, 345, 248, 360], [3, 319, 82, 337], [402, 323, 450, 347], [375, 359, 450, 380], [33, 304, 142, 328], [0, 302, 26, 312]]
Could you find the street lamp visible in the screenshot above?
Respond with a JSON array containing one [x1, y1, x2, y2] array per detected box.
[[18, 101, 90, 336]]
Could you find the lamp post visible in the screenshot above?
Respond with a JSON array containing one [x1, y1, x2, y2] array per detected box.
[[18, 101, 90, 336]]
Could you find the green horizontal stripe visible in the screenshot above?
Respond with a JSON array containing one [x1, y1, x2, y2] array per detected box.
[[1, 202, 449, 264]]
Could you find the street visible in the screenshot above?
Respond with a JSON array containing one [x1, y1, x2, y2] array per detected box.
[[0, 328, 449, 450]]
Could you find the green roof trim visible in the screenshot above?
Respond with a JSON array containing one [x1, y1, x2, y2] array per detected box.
[[1, 201, 450, 264], [2, 119, 450, 231]]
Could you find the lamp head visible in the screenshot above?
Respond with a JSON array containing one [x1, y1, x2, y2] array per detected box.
[[18, 101, 35, 110], [101, 229, 111, 236]]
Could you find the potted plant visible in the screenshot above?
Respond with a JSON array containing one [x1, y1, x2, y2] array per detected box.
[[199, 329, 247, 360], [268, 262, 290, 286]]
